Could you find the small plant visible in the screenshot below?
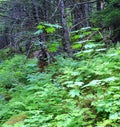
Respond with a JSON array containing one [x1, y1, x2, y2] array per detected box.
[[34, 22, 62, 52]]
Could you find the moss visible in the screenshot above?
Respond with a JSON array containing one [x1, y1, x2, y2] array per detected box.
[[3, 113, 27, 126]]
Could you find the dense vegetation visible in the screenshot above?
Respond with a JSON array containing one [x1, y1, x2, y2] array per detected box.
[[0, 0, 120, 127], [0, 45, 120, 127]]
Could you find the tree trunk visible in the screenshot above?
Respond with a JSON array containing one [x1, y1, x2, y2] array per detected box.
[[97, 0, 104, 11], [32, 0, 40, 22], [84, 3, 90, 27], [60, 0, 72, 57], [32, 0, 45, 42]]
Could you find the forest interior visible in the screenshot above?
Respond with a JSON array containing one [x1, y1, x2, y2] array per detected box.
[[0, 0, 120, 127]]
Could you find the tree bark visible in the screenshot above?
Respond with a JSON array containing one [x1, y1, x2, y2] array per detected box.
[[60, 0, 72, 57], [84, 3, 90, 27], [97, 0, 104, 11]]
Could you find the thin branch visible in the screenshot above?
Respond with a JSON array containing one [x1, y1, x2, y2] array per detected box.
[[71, 17, 90, 31], [50, 0, 62, 19], [65, 0, 97, 17]]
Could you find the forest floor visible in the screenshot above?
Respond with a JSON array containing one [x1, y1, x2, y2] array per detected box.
[[0, 46, 120, 127]]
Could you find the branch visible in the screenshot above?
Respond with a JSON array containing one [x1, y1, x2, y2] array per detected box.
[[65, 0, 97, 16], [50, 0, 62, 19], [70, 17, 90, 31]]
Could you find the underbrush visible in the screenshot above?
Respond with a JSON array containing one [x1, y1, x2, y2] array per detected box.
[[0, 46, 120, 127]]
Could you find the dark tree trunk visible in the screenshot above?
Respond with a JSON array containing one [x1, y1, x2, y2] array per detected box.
[[84, 3, 90, 27], [32, 0, 40, 22], [32, 0, 45, 42], [97, 0, 104, 11]]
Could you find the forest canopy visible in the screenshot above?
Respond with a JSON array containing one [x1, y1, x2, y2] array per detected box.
[[0, 0, 120, 54]]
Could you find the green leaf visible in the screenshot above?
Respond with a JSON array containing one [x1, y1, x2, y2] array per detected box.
[[70, 30, 80, 34], [103, 77, 118, 82], [76, 40, 93, 44], [37, 24, 45, 29], [72, 43, 82, 49], [34, 30, 43, 35], [46, 27, 56, 33], [85, 43, 98, 49], [74, 82, 84, 86], [72, 35, 84, 39], [109, 112, 120, 120], [81, 27, 91, 31], [44, 23, 62, 28], [82, 80, 101, 88], [82, 49, 94, 53], [69, 89, 80, 97], [96, 48, 106, 52]]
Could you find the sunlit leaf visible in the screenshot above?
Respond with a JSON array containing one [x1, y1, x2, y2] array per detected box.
[[69, 89, 80, 97], [82, 80, 101, 88], [81, 27, 91, 30], [34, 30, 43, 35], [103, 77, 118, 82], [109, 112, 120, 120]]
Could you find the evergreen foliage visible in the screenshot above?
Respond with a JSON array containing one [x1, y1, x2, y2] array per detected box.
[[93, 0, 120, 26], [92, 0, 120, 42]]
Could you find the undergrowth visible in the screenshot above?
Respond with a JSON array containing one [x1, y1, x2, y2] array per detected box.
[[0, 46, 120, 127]]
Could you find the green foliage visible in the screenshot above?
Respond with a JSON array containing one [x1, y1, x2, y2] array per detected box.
[[0, 48, 11, 60], [0, 55, 27, 89], [92, 0, 120, 27], [47, 41, 61, 52], [34, 22, 62, 53], [35, 22, 62, 34], [70, 27, 91, 42], [71, 27, 104, 53], [1, 45, 120, 126]]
